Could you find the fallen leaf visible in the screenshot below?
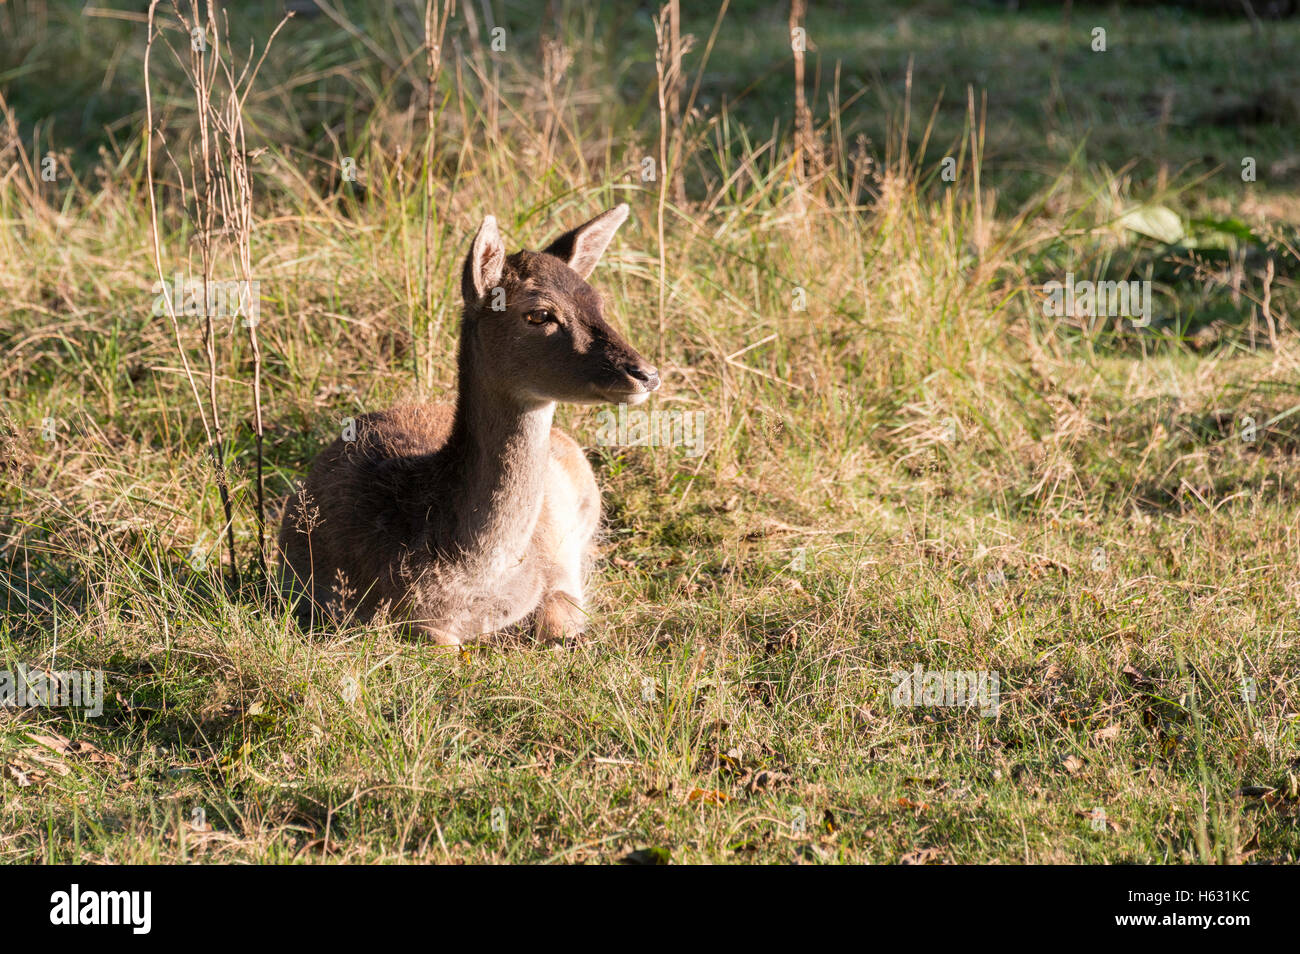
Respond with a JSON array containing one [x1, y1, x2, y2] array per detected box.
[[1118, 204, 1185, 245], [71, 740, 116, 764], [1122, 664, 1156, 689], [1060, 753, 1086, 775], [18, 748, 71, 776], [27, 731, 117, 765], [687, 788, 729, 805], [6, 765, 45, 787], [1092, 723, 1121, 742], [899, 847, 943, 865], [27, 731, 73, 755], [745, 769, 790, 794]]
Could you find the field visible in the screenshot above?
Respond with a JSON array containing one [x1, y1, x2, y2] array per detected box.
[[2, 0, 1299, 864]]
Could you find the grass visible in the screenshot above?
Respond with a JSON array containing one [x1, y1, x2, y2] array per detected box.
[[1, 0, 1298, 864]]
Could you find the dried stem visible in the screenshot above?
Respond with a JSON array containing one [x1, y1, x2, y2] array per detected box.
[[423, 0, 455, 385], [144, 0, 232, 587], [790, 0, 810, 186], [144, 0, 289, 590]]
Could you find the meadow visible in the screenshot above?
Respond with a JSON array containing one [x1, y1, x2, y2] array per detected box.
[[1, 0, 1298, 863]]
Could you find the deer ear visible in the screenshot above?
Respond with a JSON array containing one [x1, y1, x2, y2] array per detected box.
[[542, 204, 630, 279], [462, 215, 506, 304]]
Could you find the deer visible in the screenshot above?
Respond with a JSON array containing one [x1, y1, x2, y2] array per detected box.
[[277, 204, 658, 646]]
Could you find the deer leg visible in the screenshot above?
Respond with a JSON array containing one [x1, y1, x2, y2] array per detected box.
[[404, 603, 464, 647], [408, 622, 463, 648], [534, 520, 593, 644], [533, 589, 587, 643]]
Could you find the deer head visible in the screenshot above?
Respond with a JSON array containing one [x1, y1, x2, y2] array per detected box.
[[458, 204, 660, 408]]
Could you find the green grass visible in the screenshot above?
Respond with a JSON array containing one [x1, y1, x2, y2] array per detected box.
[[1, 0, 1298, 863]]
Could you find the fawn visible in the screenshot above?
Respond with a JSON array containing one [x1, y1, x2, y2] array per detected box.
[[278, 204, 658, 645]]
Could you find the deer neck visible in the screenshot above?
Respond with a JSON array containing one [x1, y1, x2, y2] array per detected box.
[[442, 336, 554, 568]]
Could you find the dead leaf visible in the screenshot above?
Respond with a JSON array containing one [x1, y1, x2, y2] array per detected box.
[[687, 788, 729, 805], [1060, 753, 1086, 775], [27, 731, 117, 765], [27, 731, 73, 755], [1122, 664, 1156, 689], [5, 763, 49, 787], [1092, 723, 1121, 743], [18, 748, 71, 776], [849, 705, 876, 728], [162, 824, 244, 853], [745, 769, 790, 794], [899, 847, 943, 865]]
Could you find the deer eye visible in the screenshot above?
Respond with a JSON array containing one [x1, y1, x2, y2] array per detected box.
[[525, 309, 557, 325]]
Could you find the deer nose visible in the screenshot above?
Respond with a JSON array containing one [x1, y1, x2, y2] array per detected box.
[[627, 363, 660, 391]]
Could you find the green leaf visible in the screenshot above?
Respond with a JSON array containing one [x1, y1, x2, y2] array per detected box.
[[1118, 205, 1185, 245], [1189, 216, 1259, 244]]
